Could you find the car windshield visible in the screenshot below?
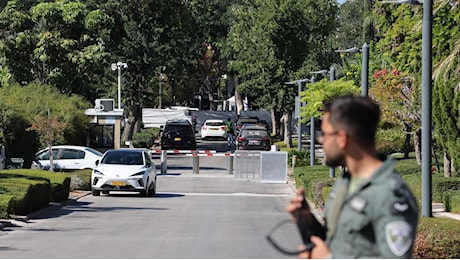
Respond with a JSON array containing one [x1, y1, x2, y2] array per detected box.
[[102, 151, 144, 165]]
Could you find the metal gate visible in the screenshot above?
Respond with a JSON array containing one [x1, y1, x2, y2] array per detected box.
[[234, 151, 260, 179]]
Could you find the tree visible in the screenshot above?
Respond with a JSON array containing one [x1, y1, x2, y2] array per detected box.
[[81, 0, 199, 141], [369, 69, 420, 159], [0, 82, 89, 167], [186, 0, 240, 111], [373, 0, 459, 174], [300, 78, 360, 119], [227, 0, 338, 147], [0, 0, 110, 100], [27, 111, 67, 172]]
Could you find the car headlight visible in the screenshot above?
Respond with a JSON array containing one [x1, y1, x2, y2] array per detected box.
[[131, 171, 146, 177], [92, 169, 105, 176]]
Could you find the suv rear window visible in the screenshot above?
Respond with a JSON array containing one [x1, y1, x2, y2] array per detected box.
[[241, 129, 268, 137], [207, 121, 223, 126], [164, 125, 192, 133]]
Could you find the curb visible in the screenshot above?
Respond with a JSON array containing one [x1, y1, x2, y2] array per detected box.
[[0, 191, 91, 230]]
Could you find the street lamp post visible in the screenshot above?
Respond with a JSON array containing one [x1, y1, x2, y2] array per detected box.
[[335, 42, 370, 96], [310, 67, 336, 177], [285, 78, 311, 152], [159, 66, 166, 109], [421, 0, 433, 218], [111, 62, 128, 109], [381, 0, 432, 217]]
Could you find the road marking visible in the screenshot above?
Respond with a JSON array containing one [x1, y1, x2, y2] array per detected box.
[[158, 192, 291, 197]]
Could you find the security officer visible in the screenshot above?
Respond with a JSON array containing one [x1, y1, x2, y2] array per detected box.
[[288, 96, 419, 258]]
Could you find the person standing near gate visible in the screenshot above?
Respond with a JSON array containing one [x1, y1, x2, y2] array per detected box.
[[225, 117, 235, 147], [287, 95, 419, 258]]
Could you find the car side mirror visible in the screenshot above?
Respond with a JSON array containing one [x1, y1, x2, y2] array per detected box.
[[95, 160, 99, 166]]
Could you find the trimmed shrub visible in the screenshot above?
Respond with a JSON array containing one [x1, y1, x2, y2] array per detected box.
[[0, 178, 50, 216], [376, 128, 407, 156], [294, 165, 336, 207], [4, 169, 70, 202], [0, 194, 13, 219], [413, 217, 460, 258], [65, 169, 92, 191], [132, 128, 160, 148], [395, 159, 422, 176], [288, 149, 311, 167]]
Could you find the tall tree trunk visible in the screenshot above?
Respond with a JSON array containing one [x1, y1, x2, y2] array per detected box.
[[414, 127, 421, 165], [444, 152, 452, 177], [283, 112, 293, 148], [122, 104, 142, 143], [280, 113, 286, 140], [403, 124, 412, 159], [271, 109, 280, 136], [206, 76, 215, 111], [234, 79, 244, 115]]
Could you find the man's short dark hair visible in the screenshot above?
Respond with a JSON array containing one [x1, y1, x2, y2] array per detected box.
[[323, 95, 380, 147]]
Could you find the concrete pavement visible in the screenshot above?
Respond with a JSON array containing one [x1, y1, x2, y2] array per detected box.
[[1, 169, 459, 231]]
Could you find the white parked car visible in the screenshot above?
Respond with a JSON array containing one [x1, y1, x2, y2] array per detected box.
[[201, 119, 227, 140], [31, 145, 103, 171], [91, 149, 157, 197]]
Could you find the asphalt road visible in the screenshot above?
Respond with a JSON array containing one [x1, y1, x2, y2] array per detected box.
[[0, 146, 298, 259]]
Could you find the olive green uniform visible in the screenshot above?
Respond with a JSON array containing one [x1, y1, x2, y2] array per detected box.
[[323, 158, 419, 258]]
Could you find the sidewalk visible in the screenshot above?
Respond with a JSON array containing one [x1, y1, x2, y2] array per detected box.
[[432, 202, 460, 221]]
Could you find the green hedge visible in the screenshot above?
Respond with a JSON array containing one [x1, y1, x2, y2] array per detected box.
[[294, 165, 336, 209], [413, 217, 460, 258], [0, 194, 13, 219], [132, 128, 160, 148], [3, 169, 70, 202], [0, 169, 71, 218], [0, 177, 50, 216]]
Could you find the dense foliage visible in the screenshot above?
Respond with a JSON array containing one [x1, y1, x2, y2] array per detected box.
[[0, 0, 459, 175]]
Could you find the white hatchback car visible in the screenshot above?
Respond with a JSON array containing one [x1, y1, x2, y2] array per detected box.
[[91, 149, 157, 197], [31, 145, 103, 171], [201, 119, 227, 140]]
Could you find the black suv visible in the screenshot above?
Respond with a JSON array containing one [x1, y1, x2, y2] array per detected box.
[[236, 125, 272, 151], [160, 119, 197, 150]]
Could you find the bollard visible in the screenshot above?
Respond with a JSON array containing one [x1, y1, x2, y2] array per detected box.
[[227, 156, 234, 175], [193, 156, 199, 174], [160, 150, 167, 174], [292, 155, 297, 169]]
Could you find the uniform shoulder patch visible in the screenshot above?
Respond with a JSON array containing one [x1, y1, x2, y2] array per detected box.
[[385, 221, 413, 256]]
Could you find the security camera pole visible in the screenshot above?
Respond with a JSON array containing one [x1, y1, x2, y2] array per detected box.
[[111, 62, 128, 109]]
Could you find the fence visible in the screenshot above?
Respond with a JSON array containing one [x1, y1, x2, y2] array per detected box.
[[151, 149, 287, 183]]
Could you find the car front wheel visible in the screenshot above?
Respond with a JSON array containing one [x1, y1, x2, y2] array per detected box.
[[92, 189, 100, 196], [148, 181, 156, 197]]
